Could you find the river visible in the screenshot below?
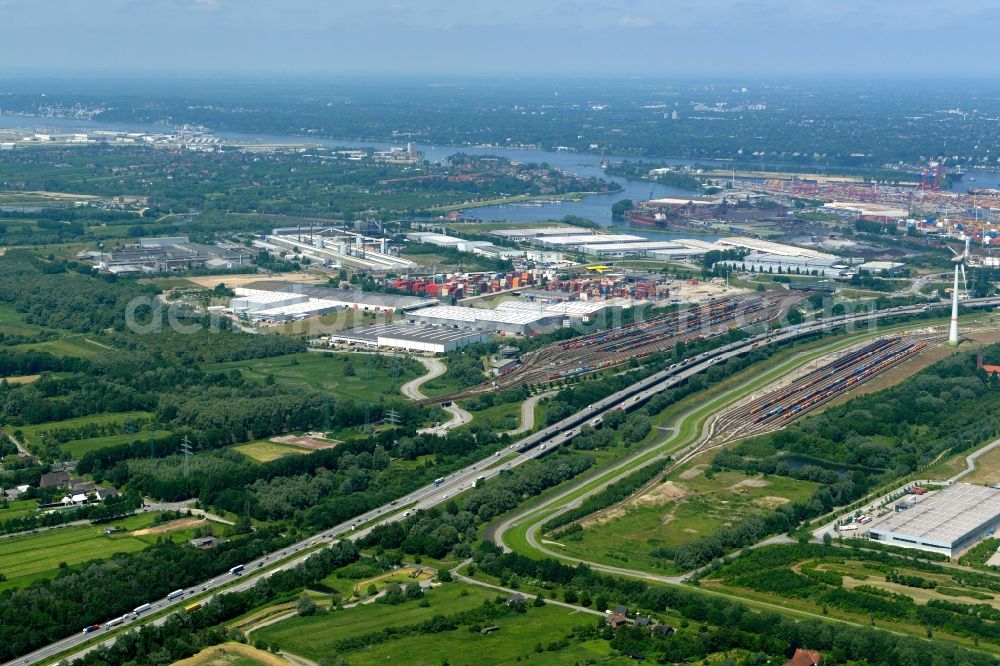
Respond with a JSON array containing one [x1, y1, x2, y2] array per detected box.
[[6, 113, 995, 232], [0, 114, 706, 229]]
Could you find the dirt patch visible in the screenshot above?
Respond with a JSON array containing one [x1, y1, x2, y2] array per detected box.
[[580, 481, 687, 529], [754, 496, 791, 509], [679, 465, 706, 480], [580, 505, 629, 529], [185, 272, 327, 288], [172, 641, 288, 666], [1, 375, 39, 385], [271, 434, 338, 450], [730, 479, 771, 489], [633, 480, 687, 506], [132, 517, 204, 537]]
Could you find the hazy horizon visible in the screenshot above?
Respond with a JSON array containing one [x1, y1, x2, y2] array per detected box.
[[2, 0, 1000, 77]]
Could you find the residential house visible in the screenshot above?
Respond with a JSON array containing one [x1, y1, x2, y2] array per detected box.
[[784, 648, 822, 666], [609, 611, 629, 629], [60, 493, 88, 506], [39, 471, 71, 489], [95, 487, 120, 501]]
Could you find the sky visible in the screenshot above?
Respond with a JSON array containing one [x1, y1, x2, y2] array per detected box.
[[2, 0, 1000, 77]]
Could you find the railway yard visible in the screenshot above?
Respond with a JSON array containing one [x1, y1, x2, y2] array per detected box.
[[422, 291, 801, 404]]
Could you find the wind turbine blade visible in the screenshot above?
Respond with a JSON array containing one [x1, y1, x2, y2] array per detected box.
[[947, 245, 959, 256], [961, 263, 969, 298]]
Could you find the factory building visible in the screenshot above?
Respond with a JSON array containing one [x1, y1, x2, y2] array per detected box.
[[230, 282, 436, 323], [406, 304, 564, 336], [857, 261, 906, 276], [406, 232, 494, 253], [714, 237, 838, 260], [495, 298, 631, 323], [328, 323, 489, 354], [579, 241, 690, 257], [534, 234, 646, 248], [868, 484, 1000, 558], [242, 281, 435, 314], [715, 252, 847, 277], [490, 226, 593, 242], [261, 226, 415, 271]]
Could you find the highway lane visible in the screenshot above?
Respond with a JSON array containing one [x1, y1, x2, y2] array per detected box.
[[14, 296, 1000, 666]]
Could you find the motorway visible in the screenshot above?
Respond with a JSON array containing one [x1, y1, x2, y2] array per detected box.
[[13, 295, 1000, 666]]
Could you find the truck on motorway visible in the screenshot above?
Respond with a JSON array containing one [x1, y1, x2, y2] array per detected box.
[[166, 589, 185, 600], [105, 615, 128, 628], [132, 603, 152, 616], [434, 477, 444, 487], [229, 564, 245, 575], [81, 624, 100, 634]]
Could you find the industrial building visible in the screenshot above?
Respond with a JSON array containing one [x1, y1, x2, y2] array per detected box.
[[328, 323, 489, 354], [406, 304, 564, 336], [495, 299, 630, 322], [714, 252, 847, 277], [241, 281, 435, 314], [490, 226, 593, 242], [868, 483, 1000, 557], [579, 241, 691, 257], [260, 225, 415, 271], [406, 232, 494, 253], [857, 261, 906, 275], [80, 236, 252, 274], [534, 233, 646, 248]]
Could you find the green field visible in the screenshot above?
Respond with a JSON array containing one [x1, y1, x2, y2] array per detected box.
[[461, 400, 521, 433], [0, 498, 40, 522], [208, 351, 421, 401], [14, 410, 155, 457], [254, 583, 496, 658], [11, 335, 112, 358], [254, 582, 616, 665], [552, 471, 818, 571], [233, 440, 310, 463], [0, 512, 204, 590], [0, 304, 47, 337], [340, 600, 615, 665]]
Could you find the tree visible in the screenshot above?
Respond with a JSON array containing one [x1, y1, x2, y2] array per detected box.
[[296, 593, 317, 616], [405, 582, 423, 600]]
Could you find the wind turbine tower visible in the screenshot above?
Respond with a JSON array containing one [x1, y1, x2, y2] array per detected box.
[[948, 237, 971, 347]]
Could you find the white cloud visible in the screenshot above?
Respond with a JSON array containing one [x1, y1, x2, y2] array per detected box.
[[618, 15, 653, 28]]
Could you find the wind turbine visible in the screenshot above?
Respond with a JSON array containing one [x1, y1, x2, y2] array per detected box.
[[947, 236, 971, 347]]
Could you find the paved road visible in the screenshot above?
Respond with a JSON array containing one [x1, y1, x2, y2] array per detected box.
[[506, 390, 555, 436], [402, 357, 473, 435], [400, 357, 447, 400], [16, 295, 1000, 665]]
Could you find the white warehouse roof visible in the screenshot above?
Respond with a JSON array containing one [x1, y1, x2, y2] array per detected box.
[[410, 305, 553, 325], [535, 234, 646, 247]]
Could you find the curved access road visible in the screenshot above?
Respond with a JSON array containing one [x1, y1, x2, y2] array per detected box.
[[505, 390, 555, 437], [18, 298, 1000, 666], [403, 357, 473, 434]]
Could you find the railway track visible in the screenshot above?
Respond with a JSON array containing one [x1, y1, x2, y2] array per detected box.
[[420, 292, 800, 405], [712, 333, 937, 446], [544, 332, 942, 536]]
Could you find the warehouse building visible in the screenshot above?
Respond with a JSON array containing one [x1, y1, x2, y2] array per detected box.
[[406, 232, 493, 253], [242, 281, 435, 314], [495, 299, 631, 323], [491, 226, 593, 242], [868, 483, 1000, 557], [406, 304, 563, 336], [534, 233, 646, 248], [579, 241, 688, 257], [328, 323, 489, 354]]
